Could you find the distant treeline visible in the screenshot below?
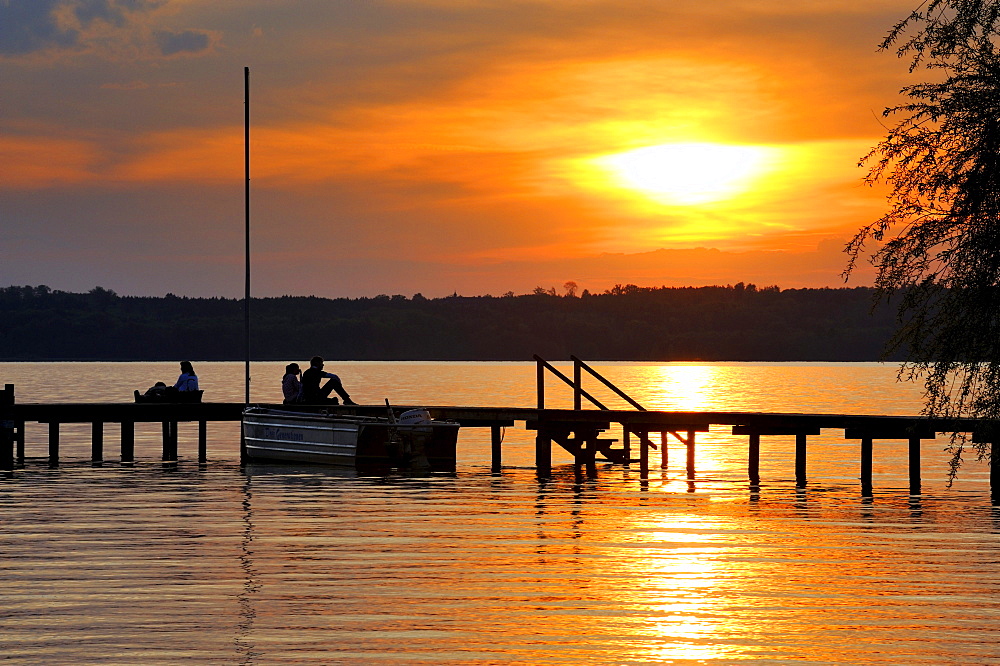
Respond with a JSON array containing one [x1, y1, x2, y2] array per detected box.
[[0, 283, 902, 362]]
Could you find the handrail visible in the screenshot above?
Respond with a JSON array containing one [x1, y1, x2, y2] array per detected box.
[[570, 356, 645, 411], [533, 355, 608, 410], [534, 355, 647, 412]]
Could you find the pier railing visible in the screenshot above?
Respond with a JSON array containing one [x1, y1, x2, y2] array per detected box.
[[533, 356, 698, 475], [533, 355, 644, 411]]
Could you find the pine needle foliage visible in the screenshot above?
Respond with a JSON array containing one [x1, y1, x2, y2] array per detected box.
[[847, 0, 1000, 476]]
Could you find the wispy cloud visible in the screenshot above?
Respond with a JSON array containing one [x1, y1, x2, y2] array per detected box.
[[154, 28, 210, 56]]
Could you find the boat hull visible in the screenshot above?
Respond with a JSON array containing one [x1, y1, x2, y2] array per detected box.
[[242, 408, 459, 471]]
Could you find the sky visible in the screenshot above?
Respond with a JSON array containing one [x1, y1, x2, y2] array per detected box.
[[0, 0, 922, 298]]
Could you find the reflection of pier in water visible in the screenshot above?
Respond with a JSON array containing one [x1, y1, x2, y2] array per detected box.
[[3, 372, 1000, 501]]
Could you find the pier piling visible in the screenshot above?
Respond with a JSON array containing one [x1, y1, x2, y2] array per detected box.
[[992, 440, 1000, 505], [121, 421, 134, 463], [535, 430, 551, 478], [162, 421, 178, 461], [796, 434, 807, 487], [92, 422, 103, 463], [684, 431, 695, 479], [48, 422, 59, 466], [860, 437, 874, 496], [491, 426, 502, 473], [1, 384, 14, 473], [909, 437, 921, 495], [15, 419, 25, 463], [1, 388, 12, 473], [199, 421, 208, 463], [748, 433, 760, 486], [0, 429, 11, 472]]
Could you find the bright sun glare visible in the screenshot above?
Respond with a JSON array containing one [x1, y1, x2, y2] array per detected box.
[[594, 142, 770, 206]]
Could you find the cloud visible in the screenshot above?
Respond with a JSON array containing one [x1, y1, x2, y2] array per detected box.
[[0, 0, 78, 54], [72, 0, 137, 27], [0, 133, 101, 187], [0, 0, 193, 59], [100, 79, 149, 90], [154, 28, 210, 56]]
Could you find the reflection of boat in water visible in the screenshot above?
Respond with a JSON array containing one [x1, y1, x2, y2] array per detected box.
[[241, 407, 460, 472]]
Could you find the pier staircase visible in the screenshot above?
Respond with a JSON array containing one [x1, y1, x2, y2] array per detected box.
[[533, 355, 691, 472]]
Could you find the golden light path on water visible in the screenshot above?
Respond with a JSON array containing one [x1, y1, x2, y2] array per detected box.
[[628, 520, 727, 662]]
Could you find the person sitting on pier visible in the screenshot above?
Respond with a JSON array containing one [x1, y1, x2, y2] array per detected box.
[[301, 356, 358, 405], [282, 363, 304, 404], [143, 381, 168, 399], [174, 361, 199, 392]]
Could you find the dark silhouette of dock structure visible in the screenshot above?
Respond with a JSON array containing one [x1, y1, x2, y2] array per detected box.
[[3, 356, 999, 502]]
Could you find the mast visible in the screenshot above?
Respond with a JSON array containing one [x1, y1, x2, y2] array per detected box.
[[244, 66, 251, 404]]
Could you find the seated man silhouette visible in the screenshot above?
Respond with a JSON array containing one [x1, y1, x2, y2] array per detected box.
[[301, 356, 358, 405]]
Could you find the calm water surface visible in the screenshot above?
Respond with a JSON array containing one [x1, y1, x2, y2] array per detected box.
[[2, 362, 1000, 664]]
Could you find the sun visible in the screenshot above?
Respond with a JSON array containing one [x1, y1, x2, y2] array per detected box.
[[593, 142, 771, 206]]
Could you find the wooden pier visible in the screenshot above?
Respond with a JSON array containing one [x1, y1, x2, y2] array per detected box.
[[2, 380, 999, 501], [0, 384, 244, 466]]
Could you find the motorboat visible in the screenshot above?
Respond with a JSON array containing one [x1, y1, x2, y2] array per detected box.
[[241, 406, 460, 472]]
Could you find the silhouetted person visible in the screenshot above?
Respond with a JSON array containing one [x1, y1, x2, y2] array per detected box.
[[282, 362, 304, 404], [301, 356, 357, 405], [174, 361, 199, 392], [143, 381, 168, 399]]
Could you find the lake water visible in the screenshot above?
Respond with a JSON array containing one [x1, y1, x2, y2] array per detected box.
[[2, 361, 1000, 664]]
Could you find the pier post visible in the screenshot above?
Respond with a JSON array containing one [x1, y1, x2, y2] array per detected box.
[[585, 432, 597, 478], [535, 430, 551, 478], [623, 429, 631, 465], [992, 440, 1000, 505], [198, 421, 208, 462], [795, 434, 807, 487], [162, 421, 178, 461], [15, 420, 25, 463], [909, 437, 921, 495], [48, 422, 60, 466], [491, 426, 502, 473], [860, 437, 873, 496], [171, 422, 179, 460], [1, 384, 13, 473], [121, 421, 134, 463], [162, 422, 169, 460], [569, 429, 597, 478], [639, 431, 649, 477], [748, 434, 760, 486], [660, 432, 668, 469], [0, 425, 10, 473], [685, 431, 695, 480], [91, 422, 104, 463]]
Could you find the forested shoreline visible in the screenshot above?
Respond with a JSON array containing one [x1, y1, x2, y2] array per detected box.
[[0, 284, 900, 361]]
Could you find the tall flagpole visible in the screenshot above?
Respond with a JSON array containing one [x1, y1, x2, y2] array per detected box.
[[244, 66, 251, 405]]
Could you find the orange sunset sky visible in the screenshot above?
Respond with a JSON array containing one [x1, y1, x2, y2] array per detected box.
[[1, 0, 919, 297]]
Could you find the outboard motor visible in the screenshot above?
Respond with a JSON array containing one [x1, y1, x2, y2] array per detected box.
[[398, 408, 432, 426], [397, 409, 433, 472]]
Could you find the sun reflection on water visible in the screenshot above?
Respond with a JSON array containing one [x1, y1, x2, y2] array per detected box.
[[611, 517, 731, 663], [642, 364, 720, 412]]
